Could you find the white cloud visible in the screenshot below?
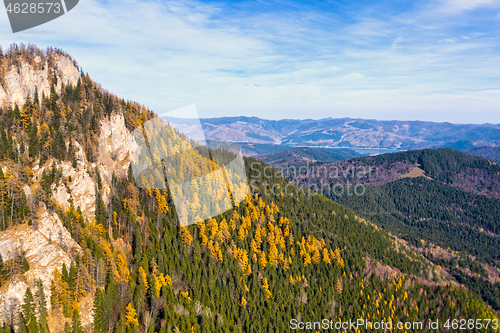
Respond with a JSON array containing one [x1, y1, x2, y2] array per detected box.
[[342, 72, 366, 81], [440, 0, 500, 14]]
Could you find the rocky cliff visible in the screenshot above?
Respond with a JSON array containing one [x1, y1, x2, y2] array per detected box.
[[0, 53, 80, 108], [0, 204, 80, 324], [0, 48, 135, 329]]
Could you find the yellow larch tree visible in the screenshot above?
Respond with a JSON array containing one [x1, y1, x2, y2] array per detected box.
[[268, 243, 279, 268], [322, 248, 331, 264], [219, 218, 231, 242], [125, 303, 139, 328], [312, 249, 321, 264], [180, 226, 193, 246], [261, 277, 273, 300], [303, 252, 312, 267], [259, 251, 267, 269], [114, 252, 130, 283], [335, 278, 343, 294], [138, 267, 149, 292]]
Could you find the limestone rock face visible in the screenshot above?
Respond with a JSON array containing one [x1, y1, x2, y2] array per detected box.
[[97, 113, 133, 204], [0, 205, 80, 324], [0, 111, 135, 327], [31, 137, 98, 221], [0, 54, 79, 108], [98, 113, 131, 180], [44, 113, 133, 220], [41, 159, 98, 221]]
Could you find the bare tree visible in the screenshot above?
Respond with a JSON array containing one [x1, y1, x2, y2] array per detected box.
[[4, 296, 19, 327]]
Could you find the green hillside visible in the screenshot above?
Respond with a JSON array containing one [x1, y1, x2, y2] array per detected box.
[[298, 149, 500, 312], [255, 147, 362, 167]]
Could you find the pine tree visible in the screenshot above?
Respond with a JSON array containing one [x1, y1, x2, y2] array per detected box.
[[92, 289, 104, 333], [35, 280, 48, 333], [71, 309, 83, 333], [115, 314, 126, 333], [17, 312, 28, 333], [95, 185, 106, 225], [0, 254, 8, 286], [21, 288, 38, 333]]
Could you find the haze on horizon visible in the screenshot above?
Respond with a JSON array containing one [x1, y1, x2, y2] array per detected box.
[[1, 0, 499, 124]]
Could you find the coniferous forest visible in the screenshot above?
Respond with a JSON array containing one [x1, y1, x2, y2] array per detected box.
[[289, 149, 500, 314]]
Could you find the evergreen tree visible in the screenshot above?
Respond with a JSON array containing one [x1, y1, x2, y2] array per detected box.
[[21, 288, 37, 333], [95, 184, 106, 226], [16, 312, 27, 333], [35, 280, 48, 333], [93, 289, 105, 333], [71, 309, 83, 333], [0, 254, 7, 287]]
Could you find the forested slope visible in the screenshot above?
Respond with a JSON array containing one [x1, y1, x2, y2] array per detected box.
[[255, 147, 361, 168], [296, 149, 500, 312]]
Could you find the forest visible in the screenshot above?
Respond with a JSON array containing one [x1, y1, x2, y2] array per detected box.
[[294, 149, 500, 313]]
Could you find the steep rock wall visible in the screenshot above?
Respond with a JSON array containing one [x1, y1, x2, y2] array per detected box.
[[0, 205, 80, 325], [0, 54, 79, 108]]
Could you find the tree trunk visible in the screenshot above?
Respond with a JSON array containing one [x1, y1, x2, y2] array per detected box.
[[10, 195, 14, 224]]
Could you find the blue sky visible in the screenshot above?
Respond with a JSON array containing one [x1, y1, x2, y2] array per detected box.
[[1, 0, 500, 123]]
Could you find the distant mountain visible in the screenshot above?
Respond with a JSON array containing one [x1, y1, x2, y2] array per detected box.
[[440, 140, 479, 150], [213, 142, 292, 156], [166, 116, 500, 150], [466, 146, 500, 164], [255, 147, 362, 167]]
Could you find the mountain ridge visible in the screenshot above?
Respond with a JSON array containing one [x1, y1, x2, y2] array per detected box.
[[255, 147, 362, 167], [466, 147, 500, 164], [166, 115, 500, 151]]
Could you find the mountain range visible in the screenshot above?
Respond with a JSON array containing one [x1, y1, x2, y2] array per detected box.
[[166, 116, 500, 151]]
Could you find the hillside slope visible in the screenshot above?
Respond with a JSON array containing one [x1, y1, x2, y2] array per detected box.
[[295, 149, 500, 311], [0, 45, 498, 333], [255, 147, 361, 167]]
